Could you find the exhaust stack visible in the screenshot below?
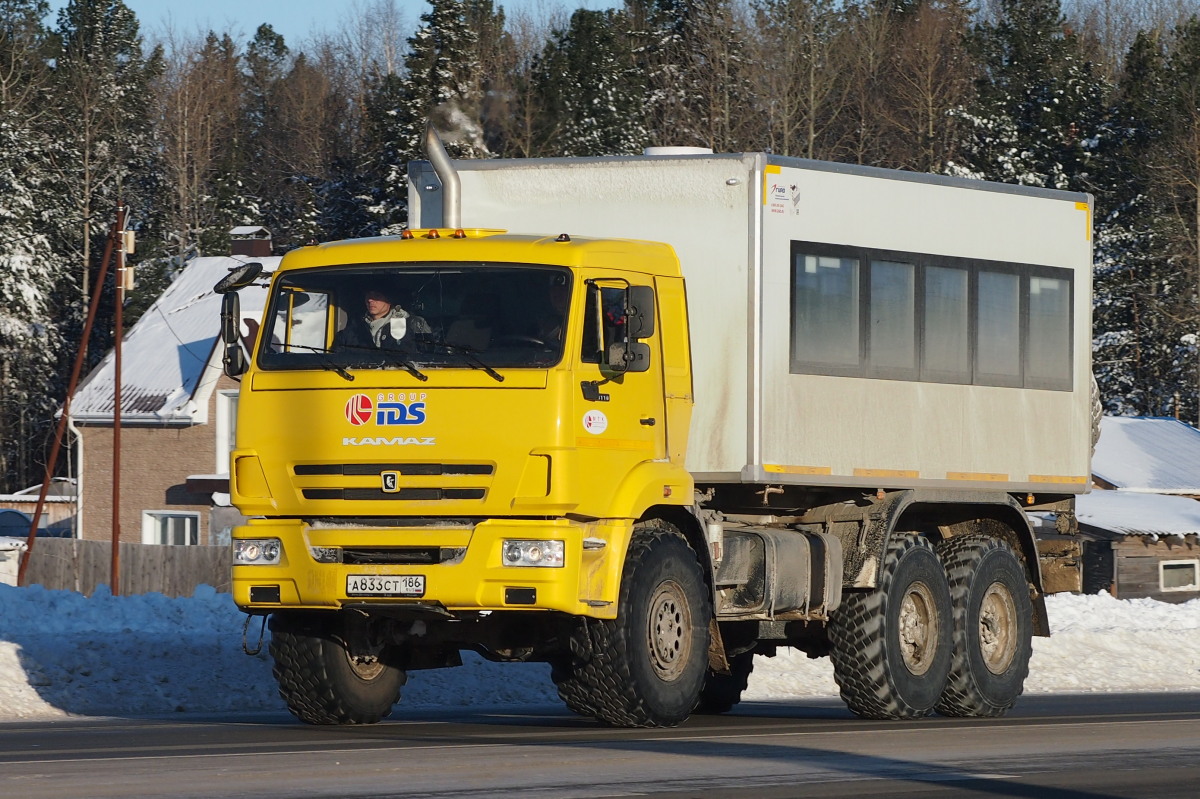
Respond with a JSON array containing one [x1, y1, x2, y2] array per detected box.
[[423, 123, 461, 229]]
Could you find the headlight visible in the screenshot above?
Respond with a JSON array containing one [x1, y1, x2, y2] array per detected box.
[[501, 539, 565, 568], [234, 538, 282, 565]]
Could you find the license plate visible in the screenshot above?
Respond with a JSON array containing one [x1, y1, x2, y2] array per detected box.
[[346, 574, 425, 597]]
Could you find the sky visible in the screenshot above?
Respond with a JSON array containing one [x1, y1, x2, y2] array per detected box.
[[46, 1, 598, 49], [0, 575, 1197, 721]]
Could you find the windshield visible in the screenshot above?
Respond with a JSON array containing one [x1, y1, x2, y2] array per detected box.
[[257, 263, 571, 371]]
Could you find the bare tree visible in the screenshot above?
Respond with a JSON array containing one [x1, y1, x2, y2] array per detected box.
[[748, 0, 847, 159], [154, 29, 244, 259], [883, 0, 975, 172]]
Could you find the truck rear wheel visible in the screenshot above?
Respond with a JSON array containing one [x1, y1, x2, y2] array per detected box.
[[935, 536, 1033, 718], [568, 520, 710, 727], [695, 651, 755, 714], [828, 534, 952, 719], [269, 612, 406, 725]]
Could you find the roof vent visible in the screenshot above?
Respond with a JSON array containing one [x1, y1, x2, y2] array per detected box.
[[643, 146, 714, 156]]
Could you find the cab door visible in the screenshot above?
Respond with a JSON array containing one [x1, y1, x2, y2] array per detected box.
[[570, 275, 667, 512]]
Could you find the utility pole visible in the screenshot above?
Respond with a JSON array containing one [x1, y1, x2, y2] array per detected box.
[[111, 205, 134, 595]]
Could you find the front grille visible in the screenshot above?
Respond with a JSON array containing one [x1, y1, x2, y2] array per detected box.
[[342, 547, 444, 565], [302, 488, 486, 501], [295, 463, 493, 476]]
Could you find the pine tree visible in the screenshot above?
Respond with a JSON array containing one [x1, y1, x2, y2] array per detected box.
[[49, 0, 162, 304], [949, 0, 1107, 191], [1090, 29, 1186, 416], [0, 0, 72, 492], [360, 0, 497, 233], [531, 8, 647, 156]]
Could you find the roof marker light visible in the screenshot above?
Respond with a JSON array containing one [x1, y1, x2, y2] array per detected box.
[[555, 233, 571, 242], [400, 230, 414, 240], [453, 229, 466, 239], [427, 229, 440, 239]]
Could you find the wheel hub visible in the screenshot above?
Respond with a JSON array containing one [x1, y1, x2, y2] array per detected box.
[[648, 579, 692, 681], [979, 581, 1018, 674], [898, 581, 938, 675], [345, 652, 386, 680]]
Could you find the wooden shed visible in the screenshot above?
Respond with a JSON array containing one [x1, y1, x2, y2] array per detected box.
[[1075, 417, 1200, 603]]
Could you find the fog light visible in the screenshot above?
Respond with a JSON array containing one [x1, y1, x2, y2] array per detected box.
[[501, 539, 564, 568], [234, 538, 282, 565]]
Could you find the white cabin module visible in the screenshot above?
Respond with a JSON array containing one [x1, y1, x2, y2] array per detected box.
[[410, 153, 1093, 494]]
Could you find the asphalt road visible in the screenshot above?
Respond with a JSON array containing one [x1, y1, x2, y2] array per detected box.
[[3, 693, 1199, 799]]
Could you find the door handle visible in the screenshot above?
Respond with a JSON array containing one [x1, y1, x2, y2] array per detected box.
[[640, 417, 656, 426]]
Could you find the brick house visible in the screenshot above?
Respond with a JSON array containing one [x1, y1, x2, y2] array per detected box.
[[68, 244, 277, 546]]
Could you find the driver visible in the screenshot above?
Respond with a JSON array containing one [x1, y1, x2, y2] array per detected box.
[[337, 288, 430, 349]]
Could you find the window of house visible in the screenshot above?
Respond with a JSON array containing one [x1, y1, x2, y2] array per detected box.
[[1160, 559, 1200, 592], [143, 511, 199, 546], [215, 390, 239, 474]]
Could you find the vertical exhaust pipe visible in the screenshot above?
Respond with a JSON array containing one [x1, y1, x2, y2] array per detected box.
[[423, 123, 461, 229]]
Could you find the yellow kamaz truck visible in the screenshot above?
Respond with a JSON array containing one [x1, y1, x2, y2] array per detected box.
[[218, 129, 1093, 727]]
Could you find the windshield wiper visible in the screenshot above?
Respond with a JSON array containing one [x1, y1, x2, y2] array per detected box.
[[433, 341, 504, 383], [278, 343, 354, 381], [334, 342, 429, 381]]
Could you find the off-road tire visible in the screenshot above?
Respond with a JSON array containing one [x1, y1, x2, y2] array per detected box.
[[561, 520, 711, 727], [828, 535, 953, 720], [695, 651, 755, 715], [935, 536, 1033, 718], [269, 613, 406, 725]]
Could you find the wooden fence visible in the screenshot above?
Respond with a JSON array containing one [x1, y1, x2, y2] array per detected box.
[[21, 539, 231, 597]]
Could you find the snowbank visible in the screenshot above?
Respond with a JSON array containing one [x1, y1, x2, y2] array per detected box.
[[0, 583, 1197, 721]]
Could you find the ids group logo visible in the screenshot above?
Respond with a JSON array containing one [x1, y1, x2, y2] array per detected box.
[[344, 392, 428, 427], [345, 394, 373, 426]]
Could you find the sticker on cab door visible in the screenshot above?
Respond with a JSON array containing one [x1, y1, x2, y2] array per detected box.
[[583, 410, 608, 435]]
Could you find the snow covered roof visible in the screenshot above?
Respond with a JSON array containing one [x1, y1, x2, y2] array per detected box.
[[229, 226, 270, 238], [1091, 416, 1200, 494], [70, 255, 277, 424], [1077, 490, 1200, 539]]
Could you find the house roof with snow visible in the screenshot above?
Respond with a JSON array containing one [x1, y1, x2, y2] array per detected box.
[[69, 254, 277, 425], [1091, 416, 1200, 494], [1077, 490, 1200, 540]]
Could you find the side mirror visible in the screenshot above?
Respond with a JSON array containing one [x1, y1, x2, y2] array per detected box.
[[214, 262, 263, 294], [607, 341, 651, 373], [220, 293, 240, 345], [223, 344, 247, 377], [220, 293, 247, 377], [626, 286, 655, 340]]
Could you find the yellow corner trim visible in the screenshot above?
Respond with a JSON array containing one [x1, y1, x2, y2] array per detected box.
[[947, 471, 1009, 482], [763, 164, 782, 205], [1075, 200, 1091, 241], [1029, 474, 1089, 485], [854, 468, 919, 479], [764, 463, 832, 475], [575, 437, 654, 451]]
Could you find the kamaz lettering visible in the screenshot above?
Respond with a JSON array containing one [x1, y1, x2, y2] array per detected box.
[[342, 436, 436, 446]]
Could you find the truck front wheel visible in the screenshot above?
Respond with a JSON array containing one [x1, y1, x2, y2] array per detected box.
[[935, 536, 1033, 717], [569, 520, 711, 727], [269, 612, 406, 725], [829, 534, 952, 719]]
